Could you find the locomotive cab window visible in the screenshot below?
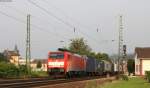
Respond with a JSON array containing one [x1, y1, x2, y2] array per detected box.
[[49, 53, 64, 59]]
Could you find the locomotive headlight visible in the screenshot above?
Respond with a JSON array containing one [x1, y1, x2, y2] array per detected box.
[[48, 62, 64, 67]]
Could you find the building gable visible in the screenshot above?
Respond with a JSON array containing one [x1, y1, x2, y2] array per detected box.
[[135, 47, 150, 59]]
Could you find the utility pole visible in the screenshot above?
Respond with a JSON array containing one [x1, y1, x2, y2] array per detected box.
[[26, 14, 31, 75], [123, 45, 127, 73], [74, 27, 76, 33], [118, 15, 123, 74]]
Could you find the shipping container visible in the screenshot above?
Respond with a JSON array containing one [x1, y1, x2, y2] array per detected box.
[[101, 60, 112, 74], [86, 57, 103, 75]]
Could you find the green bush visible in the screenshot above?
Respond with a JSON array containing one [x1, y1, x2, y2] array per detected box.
[[145, 71, 150, 83], [18, 65, 28, 78], [0, 62, 19, 78], [121, 75, 129, 81], [30, 71, 48, 78], [0, 62, 48, 78], [116, 74, 129, 81], [0, 53, 8, 62]]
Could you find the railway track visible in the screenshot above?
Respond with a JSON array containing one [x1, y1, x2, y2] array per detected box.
[[0, 76, 113, 88], [0, 78, 67, 88]]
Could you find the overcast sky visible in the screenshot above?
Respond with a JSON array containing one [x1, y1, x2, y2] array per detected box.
[[0, 0, 150, 59]]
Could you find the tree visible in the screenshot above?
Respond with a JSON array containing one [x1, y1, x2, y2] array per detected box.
[[94, 53, 110, 61], [0, 62, 19, 78], [145, 71, 150, 83], [88, 52, 96, 58], [127, 59, 135, 76], [95, 53, 102, 60], [19, 65, 28, 75], [67, 38, 110, 61], [37, 60, 42, 68], [0, 53, 7, 62], [68, 38, 92, 55], [101, 53, 109, 60]]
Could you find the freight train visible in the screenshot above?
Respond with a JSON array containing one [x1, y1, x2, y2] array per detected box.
[[47, 51, 113, 78]]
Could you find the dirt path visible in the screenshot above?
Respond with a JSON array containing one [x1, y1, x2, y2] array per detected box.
[[35, 77, 115, 88]]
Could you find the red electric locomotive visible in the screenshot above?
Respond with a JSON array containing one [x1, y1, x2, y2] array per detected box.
[[47, 51, 86, 78]]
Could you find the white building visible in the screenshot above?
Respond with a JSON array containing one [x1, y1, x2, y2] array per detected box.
[[135, 47, 150, 76], [19, 59, 47, 71], [3, 50, 20, 66]]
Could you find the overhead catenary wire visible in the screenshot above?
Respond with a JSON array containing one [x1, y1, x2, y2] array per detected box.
[[28, 0, 102, 45], [41, 0, 102, 43], [28, 0, 74, 29], [1, 5, 73, 40], [3, 0, 102, 46], [0, 1, 121, 59], [0, 10, 26, 24], [0, 10, 70, 41], [0, 4, 100, 50], [1, 1, 106, 51], [41, 0, 107, 46], [42, 0, 96, 31]]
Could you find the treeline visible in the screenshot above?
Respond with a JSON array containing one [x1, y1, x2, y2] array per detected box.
[[65, 38, 110, 61], [0, 53, 27, 78], [0, 53, 48, 78], [0, 62, 27, 78]]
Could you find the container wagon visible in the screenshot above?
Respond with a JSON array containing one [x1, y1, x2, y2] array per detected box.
[[86, 56, 103, 76], [101, 60, 112, 75]]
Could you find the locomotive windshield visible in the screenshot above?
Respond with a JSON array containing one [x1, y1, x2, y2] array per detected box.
[[49, 53, 64, 59]]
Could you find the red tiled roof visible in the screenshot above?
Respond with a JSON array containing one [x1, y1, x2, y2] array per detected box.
[[135, 47, 150, 58], [4, 50, 20, 56], [8, 51, 20, 56]]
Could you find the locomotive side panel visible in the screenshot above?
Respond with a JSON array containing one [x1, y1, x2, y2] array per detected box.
[[66, 54, 86, 72]]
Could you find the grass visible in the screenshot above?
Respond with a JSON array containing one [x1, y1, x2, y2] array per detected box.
[[85, 77, 150, 88], [100, 77, 150, 88], [30, 71, 49, 78], [85, 80, 98, 88]]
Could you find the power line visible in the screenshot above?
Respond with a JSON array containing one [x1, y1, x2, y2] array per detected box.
[[1, 5, 73, 39], [42, 0, 95, 31], [0, 10, 69, 41], [28, 0, 102, 45], [41, 0, 102, 42], [5, 0, 101, 46], [28, 0, 74, 29], [1, 2, 106, 51], [1, 5, 27, 16], [0, 10, 26, 24]]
